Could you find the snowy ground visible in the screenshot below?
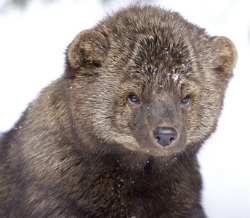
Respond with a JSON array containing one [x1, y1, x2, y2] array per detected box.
[[0, 0, 249, 217]]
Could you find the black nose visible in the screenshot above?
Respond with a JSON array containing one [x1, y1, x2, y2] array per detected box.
[[153, 127, 177, 147]]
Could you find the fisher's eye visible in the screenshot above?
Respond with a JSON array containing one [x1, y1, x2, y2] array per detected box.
[[181, 95, 190, 105], [127, 93, 141, 105]]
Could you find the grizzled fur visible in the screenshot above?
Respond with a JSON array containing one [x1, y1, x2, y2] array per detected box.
[[0, 5, 237, 218]]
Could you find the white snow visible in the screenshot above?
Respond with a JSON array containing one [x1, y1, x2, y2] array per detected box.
[[0, 0, 249, 217], [171, 73, 179, 82]]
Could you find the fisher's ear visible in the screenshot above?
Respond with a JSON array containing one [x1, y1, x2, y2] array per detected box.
[[208, 36, 237, 78], [66, 30, 108, 73]]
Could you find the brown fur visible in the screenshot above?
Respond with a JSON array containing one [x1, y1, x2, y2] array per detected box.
[[0, 5, 237, 218]]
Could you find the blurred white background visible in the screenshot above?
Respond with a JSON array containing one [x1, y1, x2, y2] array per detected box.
[[0, 0, 249, 217]]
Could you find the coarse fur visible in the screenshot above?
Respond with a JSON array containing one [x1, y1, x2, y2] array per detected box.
[[0, 5, 237, 218]]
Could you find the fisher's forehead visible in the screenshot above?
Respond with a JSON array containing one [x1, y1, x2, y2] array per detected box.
[[121, 35, 194, 86]]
